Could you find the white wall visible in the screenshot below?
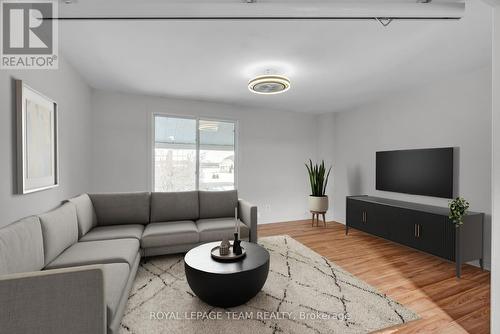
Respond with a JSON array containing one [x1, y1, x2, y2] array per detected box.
[[316, 112, 336, 219], [318, 66, 492, 267], [90, 91, 318, 223], [491, 3, 500, 333], [0, 56, 92, 227]]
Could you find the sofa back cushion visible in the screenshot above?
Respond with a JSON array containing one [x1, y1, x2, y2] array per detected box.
[[68, 194, 97, 238], [150, 191, 199, 222], [89, 192, 150, 226], [0, 216, 45, 275], [38, 203, 79, 266], [199, 190, 238, 219]]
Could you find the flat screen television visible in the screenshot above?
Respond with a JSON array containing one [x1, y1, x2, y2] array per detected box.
[[376, 147, 454, 198]]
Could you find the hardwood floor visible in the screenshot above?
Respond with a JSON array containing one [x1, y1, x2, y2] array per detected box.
[[258, 220, 490, 334]]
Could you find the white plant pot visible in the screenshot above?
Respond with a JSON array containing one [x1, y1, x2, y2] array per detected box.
[[309, 196, 329, 212]]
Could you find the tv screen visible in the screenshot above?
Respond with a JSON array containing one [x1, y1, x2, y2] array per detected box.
[[376, 148, 454, 198]]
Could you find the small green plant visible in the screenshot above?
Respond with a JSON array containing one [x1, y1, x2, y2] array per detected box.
[[305, 160, 332, 197], [449, 197, 469, 228]]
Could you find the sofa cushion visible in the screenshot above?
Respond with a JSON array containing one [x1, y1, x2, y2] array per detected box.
[[150, 191, 199, 222], [199, 190, 238, 219], [45, 238, 139, 270], [102, 263, 129, 325], [196, 218, 249, 242], [141, 221, 199, 248], [89, 192, 150, 226], [38, 203, 79, 266], [0, 216, 44, 275], [68, 194, 97, 238], [80, 224, 144, 242]]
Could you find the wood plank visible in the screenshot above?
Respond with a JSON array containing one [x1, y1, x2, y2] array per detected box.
[[259, 220, 490, 333]]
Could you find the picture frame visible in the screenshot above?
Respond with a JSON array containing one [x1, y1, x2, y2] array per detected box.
[[16, 80, 59, 194]]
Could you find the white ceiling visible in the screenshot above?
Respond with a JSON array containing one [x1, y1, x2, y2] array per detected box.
[[59, 0, 491, 113]]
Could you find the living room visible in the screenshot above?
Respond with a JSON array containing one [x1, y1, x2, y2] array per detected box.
[[1, 0, 500, 333]]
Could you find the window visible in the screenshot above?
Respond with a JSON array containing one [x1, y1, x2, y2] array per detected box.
[[153, 115, 236, 192], [154, 117, 197, 192]]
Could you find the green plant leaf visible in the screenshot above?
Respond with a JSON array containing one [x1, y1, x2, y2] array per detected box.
[[306, 159, 332, 197]]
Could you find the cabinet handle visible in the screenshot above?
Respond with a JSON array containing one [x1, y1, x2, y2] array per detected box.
[[414, 224, 417, 237], [414, 224, 421, 238]]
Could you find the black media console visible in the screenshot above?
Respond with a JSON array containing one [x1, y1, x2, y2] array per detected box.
[[346, 196, 484, 277]]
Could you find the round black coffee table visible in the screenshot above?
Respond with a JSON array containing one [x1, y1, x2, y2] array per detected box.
[[184, 241, 270, 307]]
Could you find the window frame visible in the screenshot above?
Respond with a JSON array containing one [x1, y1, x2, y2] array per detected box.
[[151, 112, 238, 192]]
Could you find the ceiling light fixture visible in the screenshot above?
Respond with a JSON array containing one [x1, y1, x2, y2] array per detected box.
[[248, 75, 290, 95]]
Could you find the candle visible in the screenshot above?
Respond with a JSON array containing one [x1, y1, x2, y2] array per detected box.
[[235, 207, 238, 234], [237, 207, 241, 236]]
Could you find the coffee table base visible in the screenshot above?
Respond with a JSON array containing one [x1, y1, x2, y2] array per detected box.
[[185, 261, 269, 307]]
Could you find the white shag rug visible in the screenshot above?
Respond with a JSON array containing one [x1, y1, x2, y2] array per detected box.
[[120, 235, 418, 334]]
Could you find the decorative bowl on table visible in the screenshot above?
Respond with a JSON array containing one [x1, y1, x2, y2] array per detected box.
[[211, 245, 246, 262]]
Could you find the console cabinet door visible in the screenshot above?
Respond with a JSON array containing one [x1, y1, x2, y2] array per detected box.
[[363, 203, 388, 238], [414, 214, 455, 261], [388, 208, 455, 261], [346, 199, 365, 231], [387, 207, 417, 247], [347, 199, 387, 238]]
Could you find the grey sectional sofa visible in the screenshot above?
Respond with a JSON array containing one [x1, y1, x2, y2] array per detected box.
[[0, 190, 257, 334]]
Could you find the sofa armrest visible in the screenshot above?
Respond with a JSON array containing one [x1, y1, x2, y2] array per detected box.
[[239, 199, 258, 243], [0, 265, 106, 334]]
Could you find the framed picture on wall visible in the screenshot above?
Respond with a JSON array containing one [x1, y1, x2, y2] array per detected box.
[[16, 80, 59, 194]]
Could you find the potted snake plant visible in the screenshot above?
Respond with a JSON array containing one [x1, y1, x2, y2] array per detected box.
[[305, 160, 332, 213]]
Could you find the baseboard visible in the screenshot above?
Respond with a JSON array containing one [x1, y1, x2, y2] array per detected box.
[[468, 259, 491, 271]]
